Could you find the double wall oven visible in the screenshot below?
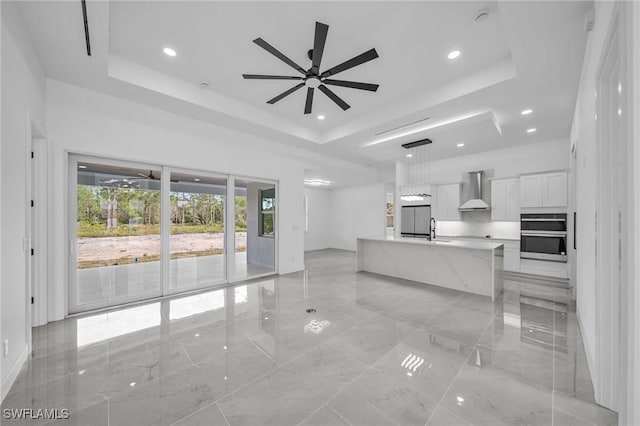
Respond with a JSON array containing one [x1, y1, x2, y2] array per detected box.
[[520, 213, 567, 262]]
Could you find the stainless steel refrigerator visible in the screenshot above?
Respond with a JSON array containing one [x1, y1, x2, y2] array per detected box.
[[401, 205, 431, 237]]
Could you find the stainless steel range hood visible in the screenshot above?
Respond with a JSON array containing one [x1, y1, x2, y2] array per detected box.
[[459, 171, 491, 211]]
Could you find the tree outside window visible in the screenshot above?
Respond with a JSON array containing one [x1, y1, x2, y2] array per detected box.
[[259, 188, 275, 236]]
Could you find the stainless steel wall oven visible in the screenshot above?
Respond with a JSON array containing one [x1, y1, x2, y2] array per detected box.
[[520, 213, 567, 262]]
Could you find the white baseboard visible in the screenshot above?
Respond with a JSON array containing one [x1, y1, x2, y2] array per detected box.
[[576, 305, 598, 398], [0, 343, 29, 403]]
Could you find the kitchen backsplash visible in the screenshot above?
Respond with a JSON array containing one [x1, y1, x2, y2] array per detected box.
[[437, 213, 520, 239]]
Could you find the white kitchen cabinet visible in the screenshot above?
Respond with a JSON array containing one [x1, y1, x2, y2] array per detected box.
[[520, 175, 543, 207], [491, 178, 520, 221], [542, 172, 568, 207], [520, 258, 568, 279], [435, 183, 460, 221], [519, 172, 567, 208]]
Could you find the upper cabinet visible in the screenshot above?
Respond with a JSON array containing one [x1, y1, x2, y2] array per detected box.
[[435, 183, 461, 221], [520, 172, 567, 208], [491, 178, 519, 221]]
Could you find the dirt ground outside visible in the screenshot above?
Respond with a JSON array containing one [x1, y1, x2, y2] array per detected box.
[[77, 232, 247, 262]]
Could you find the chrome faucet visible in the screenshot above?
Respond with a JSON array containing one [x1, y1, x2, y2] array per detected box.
[[430, 217, 437, 240]]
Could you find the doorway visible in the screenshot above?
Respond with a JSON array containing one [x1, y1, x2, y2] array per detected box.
[[594, 7, 628, 410]]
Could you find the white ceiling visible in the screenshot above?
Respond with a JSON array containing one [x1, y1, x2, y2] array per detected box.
[[15, 0, 591, 185]]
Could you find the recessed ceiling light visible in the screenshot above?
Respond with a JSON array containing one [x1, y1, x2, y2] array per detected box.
[[317, 115, 325, 120], [78, 165, 87, 169], [447, 50, 461, 60], [457, 143, 465, 147], [526, 128, 537, 133], [406, 153, 413, 158], [521, 109, 533, 115], [194, 178, 200, 182], [163, 47, 177, 57]]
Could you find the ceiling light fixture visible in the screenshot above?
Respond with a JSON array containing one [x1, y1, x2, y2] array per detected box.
[[163, 47, 177, 57], [78, 165, 87, 169], [317, 115, 325, 120], [526, 128, 537, 133], [521, 109, 533, 115], [447, 50, 461, 60], [400, 139, 432, 201], [194, 178, 200, 182], [304, 179, 331, 186], [457, 143, 465, 147]]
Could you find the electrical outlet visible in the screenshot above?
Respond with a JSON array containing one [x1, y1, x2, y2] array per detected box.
[[3, 339, 8, 357]]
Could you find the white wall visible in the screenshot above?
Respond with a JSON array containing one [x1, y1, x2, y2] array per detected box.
[[1, 3, 46, 400], [569, 0, 615, 399], [303, 187, 331, 252], [45, 79, 307, 321], [329, 183, 386, 251]]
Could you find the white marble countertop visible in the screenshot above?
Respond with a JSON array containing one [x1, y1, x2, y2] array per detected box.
[[358, 236, 503, 250]]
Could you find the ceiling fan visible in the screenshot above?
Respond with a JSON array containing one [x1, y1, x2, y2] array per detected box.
[[136, 170, 179, 183], [243, 21, 379, 114]]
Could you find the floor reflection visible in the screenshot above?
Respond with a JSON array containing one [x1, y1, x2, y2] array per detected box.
[[4, 250, 617, 426]]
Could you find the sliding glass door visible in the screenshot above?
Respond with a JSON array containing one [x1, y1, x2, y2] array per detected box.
[[70, 156, 277, 314], [71, 159, 163, 312], [168, 171, 227, 293]]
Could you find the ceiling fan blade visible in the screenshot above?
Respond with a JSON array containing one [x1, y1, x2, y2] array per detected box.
[[323, 79, 379, 92], [304, 87, 314, 114], [242, 74, 304, 80], [311, 22, 329, 75], [137, 173, 148, 178], [318, 84, 350, 111], [267, 82, 306, 104], [320, 48, 379, 78], [253, 38, 307, 75]]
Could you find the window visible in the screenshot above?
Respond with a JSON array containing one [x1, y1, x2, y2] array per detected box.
[[259, 188, 275, 236]]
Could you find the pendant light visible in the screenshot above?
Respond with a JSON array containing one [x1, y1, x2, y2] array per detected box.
[[400, 138, 432, 201]]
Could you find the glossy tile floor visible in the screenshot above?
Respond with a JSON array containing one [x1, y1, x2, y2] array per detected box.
[[3, 250, 617, 426]]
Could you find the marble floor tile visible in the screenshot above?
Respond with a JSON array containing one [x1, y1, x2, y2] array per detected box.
[[299, 405, 350, 426], [217, 344, 366, 425], [328, 337, 468, 426], [552, 392, 618, 426], [325, 312, 420, 366], [172, 402, 229, 426], [425, 306, 494, 346], [426, 406, 472, 426], [440, 362, 554, 426], [1, 249, 615, 426]]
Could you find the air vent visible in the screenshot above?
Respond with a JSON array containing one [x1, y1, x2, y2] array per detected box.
[[375, 117, 430, 136]]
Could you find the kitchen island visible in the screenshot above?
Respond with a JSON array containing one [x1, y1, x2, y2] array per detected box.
[[356, 236, 504, 301]]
